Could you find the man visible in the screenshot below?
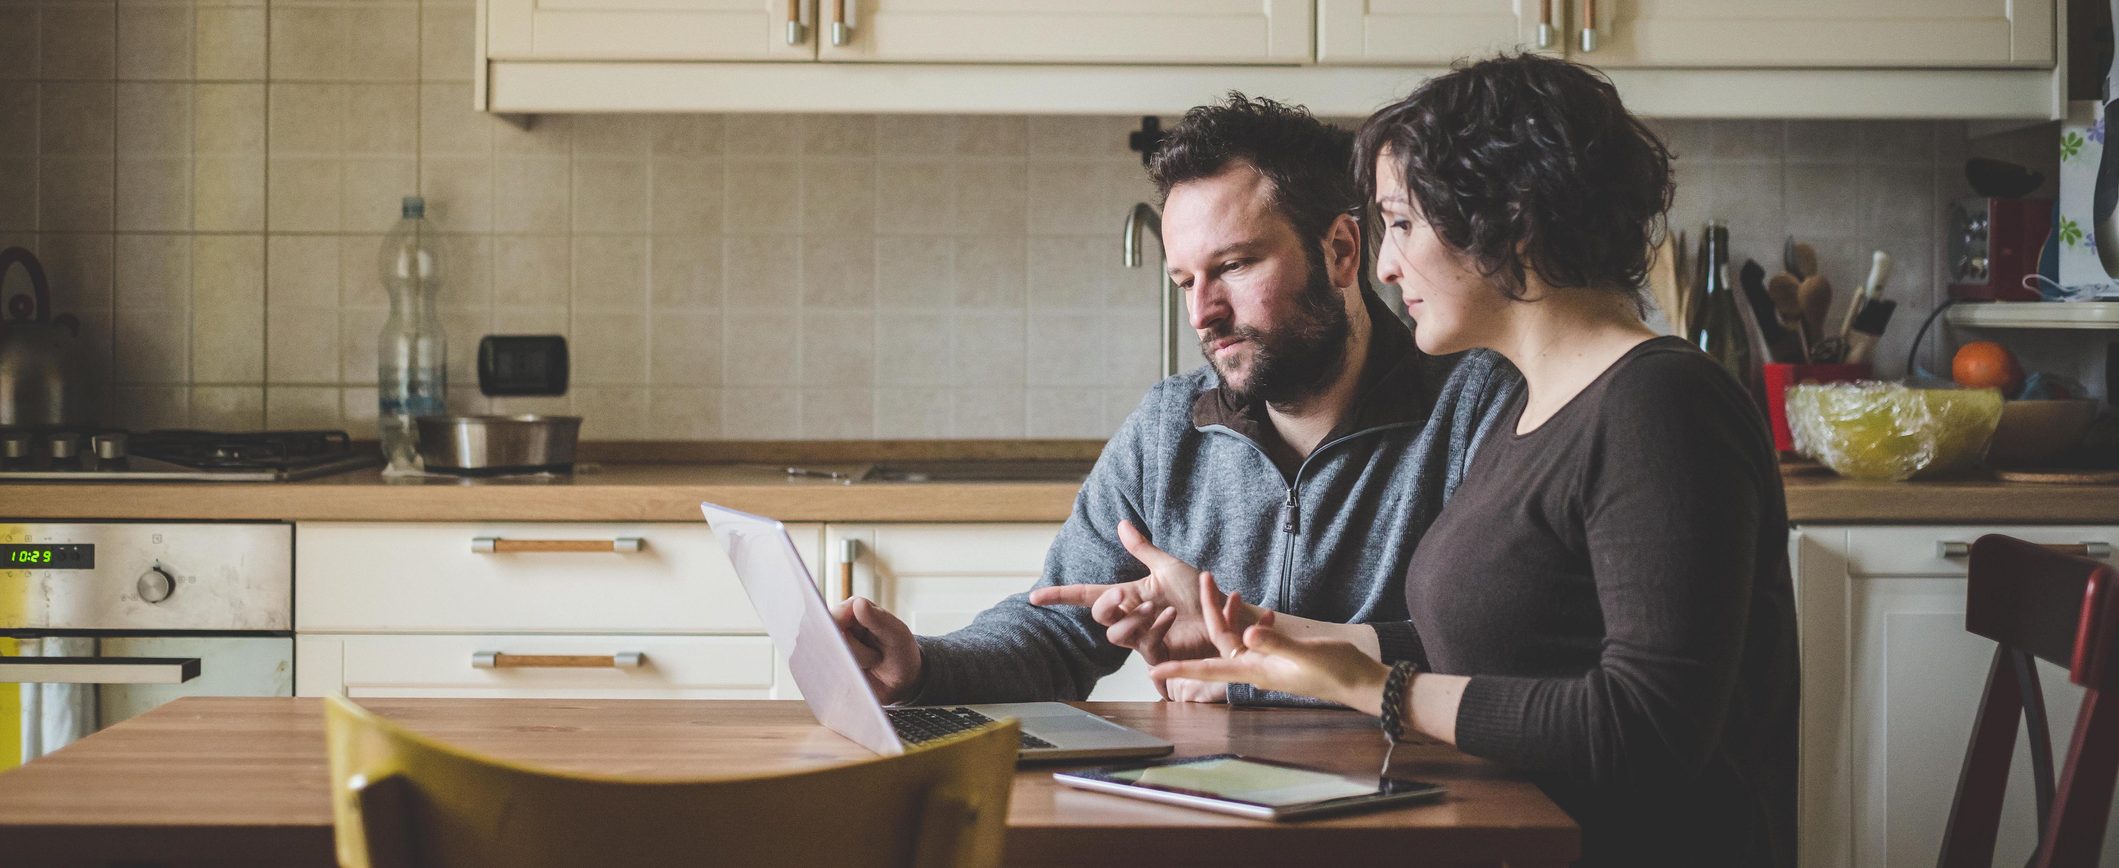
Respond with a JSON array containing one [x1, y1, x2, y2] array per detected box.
[[833, 94, 1520, 705]]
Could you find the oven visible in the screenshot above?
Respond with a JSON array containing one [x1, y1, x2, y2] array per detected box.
[[0, 522, 293, 767]]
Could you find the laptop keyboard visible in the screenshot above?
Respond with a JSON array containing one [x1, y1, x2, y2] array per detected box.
[[887, 706, 1056, 751]]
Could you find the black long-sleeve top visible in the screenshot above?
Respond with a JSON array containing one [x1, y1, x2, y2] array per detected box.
[[1389, 337, 1798, 867]]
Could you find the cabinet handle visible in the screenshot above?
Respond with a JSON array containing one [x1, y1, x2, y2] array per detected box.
[[835, 538, 861, 602], [784, 0, 806, 45], [1578, 0, 1597, 51], [1536, 0, 1555, 50], [472, 652, 645, 669], [1938, 541, 2113, 559], [829, 0, 851, 46], [470, 537, 644, 554]]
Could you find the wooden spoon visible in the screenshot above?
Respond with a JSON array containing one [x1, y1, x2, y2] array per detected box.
[[1797, 275, 1833, 353], [1766, 272, 1809, 361]]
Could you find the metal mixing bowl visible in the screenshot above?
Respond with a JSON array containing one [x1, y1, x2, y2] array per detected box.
[[414, 414, 581, 476]]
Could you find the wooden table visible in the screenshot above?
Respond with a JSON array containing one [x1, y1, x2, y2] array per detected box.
[[0, 697, 1579, 867]]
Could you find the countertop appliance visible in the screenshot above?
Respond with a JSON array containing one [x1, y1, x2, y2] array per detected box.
[[1947, 197, 2053, 302], [0, 246, 98, 429], [0, 522, 293, 765], [0, 429, 380, 481]]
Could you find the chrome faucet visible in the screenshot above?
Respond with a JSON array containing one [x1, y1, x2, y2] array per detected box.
[[1123, 202, 1180, 378]]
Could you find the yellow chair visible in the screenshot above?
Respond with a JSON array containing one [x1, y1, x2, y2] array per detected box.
[[323, 695, 1019, 868]]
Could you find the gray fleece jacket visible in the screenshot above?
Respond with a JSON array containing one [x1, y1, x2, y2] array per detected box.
[[913, 292, 1522, 705]]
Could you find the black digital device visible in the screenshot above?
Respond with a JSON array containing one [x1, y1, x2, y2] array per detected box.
[[1, 544, 94, 569], [1054, 754, 1446, 821], [477, 334, 569, 397]]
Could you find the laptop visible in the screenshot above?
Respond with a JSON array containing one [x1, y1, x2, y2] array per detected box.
[[702, 502, 1174, 762]]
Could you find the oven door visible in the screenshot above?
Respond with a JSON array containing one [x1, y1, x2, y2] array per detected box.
[[0, 635, 293, 767]]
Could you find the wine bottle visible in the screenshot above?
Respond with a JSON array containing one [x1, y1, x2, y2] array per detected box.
[[1694, 221, 1767, 404]]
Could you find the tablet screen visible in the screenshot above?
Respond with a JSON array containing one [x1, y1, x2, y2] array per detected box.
[[1103, 756, 1382, 807]]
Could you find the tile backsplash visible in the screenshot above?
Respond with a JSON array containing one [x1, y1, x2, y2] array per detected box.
[[1, 0, 1990, 440]]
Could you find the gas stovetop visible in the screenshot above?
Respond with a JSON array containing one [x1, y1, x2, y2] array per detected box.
[[0, 429, 382, 481]]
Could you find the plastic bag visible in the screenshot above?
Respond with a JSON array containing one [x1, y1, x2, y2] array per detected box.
[[1785, 382, 2003, 481]]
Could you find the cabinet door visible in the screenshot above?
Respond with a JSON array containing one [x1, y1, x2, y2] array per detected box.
[[487, 0, 816, 61], [1851, 576, 2119, 868], [1317, 0, 1554, 65], [816, 0, 1312, 65], [829, 523, 1160, 701], [1571, 0, 2051, 68]]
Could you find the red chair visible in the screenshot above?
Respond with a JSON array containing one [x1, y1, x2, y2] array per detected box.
[[1940, 535, 2119, 868]]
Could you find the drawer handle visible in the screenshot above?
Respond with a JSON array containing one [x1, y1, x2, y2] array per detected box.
[[471, 537, 644, 554], [1938, 541, 2113, 559], [472, 652, 645, 670]]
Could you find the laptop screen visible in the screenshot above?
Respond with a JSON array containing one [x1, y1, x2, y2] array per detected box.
[[702, 503, 903, 756]]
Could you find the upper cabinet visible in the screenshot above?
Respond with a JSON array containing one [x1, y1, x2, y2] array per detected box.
[[487, 0, 1313, 65], [817, 0, 1313, 64], [477, 0, 2063, 118], [486, 0, 816, 61], [1317, 0, 1553, 65], [1579, 0, 2052, 68], [1319, 0, 2052, 68]]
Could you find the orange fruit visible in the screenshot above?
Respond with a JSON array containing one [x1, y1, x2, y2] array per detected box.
[[1952, 340, 2025, 395]]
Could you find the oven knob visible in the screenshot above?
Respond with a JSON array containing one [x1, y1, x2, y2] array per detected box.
[[47, 433, 79, 462], [91, 432, 127, 461], [136, 566, 175, 604]]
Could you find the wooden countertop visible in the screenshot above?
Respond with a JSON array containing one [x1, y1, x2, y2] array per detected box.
[[0, 461, 1087, 522], [0, 697, 1580, 868], [1779, 474, 2119, 524], [3, 442, 2118, 524]]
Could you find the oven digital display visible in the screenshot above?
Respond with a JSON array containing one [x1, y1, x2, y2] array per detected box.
[[1, 544, 94, 569]]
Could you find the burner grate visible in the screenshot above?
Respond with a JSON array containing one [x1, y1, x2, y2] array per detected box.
[[130, 430, 356, 470]]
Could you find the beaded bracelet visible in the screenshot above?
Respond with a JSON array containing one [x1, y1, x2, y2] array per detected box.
[[1378, 660, 1416, 743]]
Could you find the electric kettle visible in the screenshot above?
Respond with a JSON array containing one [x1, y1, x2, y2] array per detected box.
[[0, 247, 100, 428]]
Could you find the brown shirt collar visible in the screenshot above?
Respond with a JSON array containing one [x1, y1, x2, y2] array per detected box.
[[1190, 291, 1435, 442]]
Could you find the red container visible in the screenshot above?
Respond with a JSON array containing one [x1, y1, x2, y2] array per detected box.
[[1764, 362, 1872, 453]]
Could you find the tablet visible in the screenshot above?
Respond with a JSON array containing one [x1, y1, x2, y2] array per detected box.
[[1053, 754, 1446, 821]]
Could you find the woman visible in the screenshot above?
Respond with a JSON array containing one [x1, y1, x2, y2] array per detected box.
[[1146, 54, 1798, 867]]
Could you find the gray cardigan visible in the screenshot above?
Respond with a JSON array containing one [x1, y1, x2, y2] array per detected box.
[[913, 294, 1521, 705]]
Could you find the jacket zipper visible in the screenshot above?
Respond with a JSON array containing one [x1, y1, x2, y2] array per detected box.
[[1201, 420, 1419, 614]]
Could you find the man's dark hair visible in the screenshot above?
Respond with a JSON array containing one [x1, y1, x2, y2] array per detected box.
[[1148, 93, 1365, 287], [1355, 53, 1674, 307]]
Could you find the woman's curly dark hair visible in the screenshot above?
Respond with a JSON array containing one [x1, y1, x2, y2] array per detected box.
[[1355, 54, 1674, 308]]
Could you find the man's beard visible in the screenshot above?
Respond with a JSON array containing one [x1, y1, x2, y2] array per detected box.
[[1204, 253, 1353, 408]]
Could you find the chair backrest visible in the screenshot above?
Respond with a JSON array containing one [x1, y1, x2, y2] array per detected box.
[[324, 696, 1020, 868], [1940, 535, 2119, 868]]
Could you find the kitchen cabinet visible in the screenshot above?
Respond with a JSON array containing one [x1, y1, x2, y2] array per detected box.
[[1574, 0, 2051, 68], [478, 0, 2060, 116], [1795, 525, 2119, 868], [485, 0, 817, 62], [1317, 0, 1556, 65], [826, 523, 1161, 701], [294, 521, 822, 700], [815, 0, 1311, 65]]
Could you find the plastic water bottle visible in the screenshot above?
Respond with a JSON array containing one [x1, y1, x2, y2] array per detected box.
[[377, 196, 446, 474]]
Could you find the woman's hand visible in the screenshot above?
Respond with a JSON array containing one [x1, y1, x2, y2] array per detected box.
[[1151, 572, 1393, 714]]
